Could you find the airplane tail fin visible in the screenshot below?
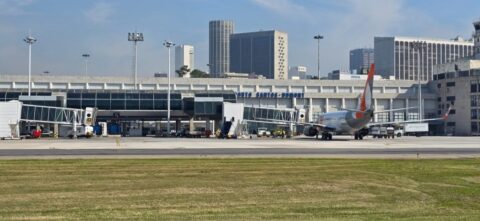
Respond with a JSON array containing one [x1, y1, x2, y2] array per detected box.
[[443, 105, 453, 120], [360, 64, 375, 112]]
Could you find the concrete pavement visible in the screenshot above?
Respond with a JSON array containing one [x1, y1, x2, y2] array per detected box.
[[0, 136, 479, 159]]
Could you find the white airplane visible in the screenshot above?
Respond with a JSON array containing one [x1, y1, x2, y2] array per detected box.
[[301, 64, 451, 140]]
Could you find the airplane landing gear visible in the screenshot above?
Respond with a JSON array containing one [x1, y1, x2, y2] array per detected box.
[[321, 133, 333, 140], [354, 133, 364, 140]]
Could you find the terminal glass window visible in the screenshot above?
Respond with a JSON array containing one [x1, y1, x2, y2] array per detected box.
[[66, 91, 183, 111], [125, 99, 140, 110], [126, 92, 139, 99], [140, 100, 154, 110], [82, 93, 96, 99], [472, 109, 478, 120], [97, 99, 111, 110], [472, 95, 478, 107], [68, 99, 81, 109], [97, 93, 110, 99], [408, 113, 419, 121], [375, 113, 389, 122], [82, 99, 96, 108], [111, 93, 125, 99], [394, 112, 405, 122], [111, 100, 125, 110]]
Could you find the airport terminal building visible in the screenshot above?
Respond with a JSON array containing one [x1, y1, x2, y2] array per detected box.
[[0, 75, 444, 135]]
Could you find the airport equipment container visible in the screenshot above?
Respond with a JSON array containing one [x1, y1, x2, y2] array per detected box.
[[404, 123, 429, 136], [0, 101, 22, 139]]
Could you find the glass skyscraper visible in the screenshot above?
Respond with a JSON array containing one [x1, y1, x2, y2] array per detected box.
[[230, 30, 288, 80]]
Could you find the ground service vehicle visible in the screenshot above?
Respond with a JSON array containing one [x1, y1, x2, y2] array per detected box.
[[370, 126, 395, 139], [257, 127, 271, 138]]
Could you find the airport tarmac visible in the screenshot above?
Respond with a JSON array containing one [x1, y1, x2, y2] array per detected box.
[[0, 135, 479, 149], [0, 136, 479, 158]]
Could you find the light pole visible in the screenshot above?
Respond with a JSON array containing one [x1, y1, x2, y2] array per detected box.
[[207, 64, 212, 74], [411, 41, 427, 120], [314, 35, 324, 79], [163, 40, 175, 136], [24, 34, 37, 97], [82, 54, 90, 78], [128, 32, 144, 89]]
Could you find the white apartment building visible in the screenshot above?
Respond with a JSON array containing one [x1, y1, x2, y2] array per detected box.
[[375, 36, 474, 81], [175, 45, 194, 78]]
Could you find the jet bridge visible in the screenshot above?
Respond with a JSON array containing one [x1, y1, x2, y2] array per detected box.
[[243, 106, 305, 125], [0, 100, 86, 139], [239, 106, 306, 136], [20, 104, 84, 125]]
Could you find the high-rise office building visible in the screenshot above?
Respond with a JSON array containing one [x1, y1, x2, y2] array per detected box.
[[349, 48, 374, 74], [474, 20, 480, 59], [375, 36, 474, 81], [209, 20, 234, 77], [175, 45, 194, 78], [230, 30, 288, 80], [289, 66, 307, 79]]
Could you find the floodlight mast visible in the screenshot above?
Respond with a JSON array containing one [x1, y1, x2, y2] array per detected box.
[[24, 34, 37, 97], [163, 40, 175, 136], [128, 32, 144, 89], [82, 54, 90, 78], [314, 35, 324, 79]]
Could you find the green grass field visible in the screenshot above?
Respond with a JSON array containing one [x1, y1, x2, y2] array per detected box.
[[0, 159, 479, 220]]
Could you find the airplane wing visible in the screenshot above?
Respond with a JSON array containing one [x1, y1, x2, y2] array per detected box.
[[368, 118, 443, 127], [368, 106, 452, 127], [243, 119, 333, 131], [373, 107, 419, 114], [244, 118, 328, 127]]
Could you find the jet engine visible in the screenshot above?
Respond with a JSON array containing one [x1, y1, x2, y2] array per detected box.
[[303, 126, 318, 137]]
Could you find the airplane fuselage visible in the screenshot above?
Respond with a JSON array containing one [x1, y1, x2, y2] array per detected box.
[[316, 109, 373, 134]]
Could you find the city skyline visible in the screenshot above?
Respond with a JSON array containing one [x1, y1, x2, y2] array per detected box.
[[0, 0, 479, 77]]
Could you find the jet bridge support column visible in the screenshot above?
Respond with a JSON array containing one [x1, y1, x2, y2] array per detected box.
[[72, 111, 77, 139], [308, 98, 313, 122], [54, 123, 59, 139], [189, 118, 195, 134], [206, 118, 211, 132], [214, 119, 221, 133], [389, 99, 394, 122], [175, 119, 181, 132], [155, 121, 161, 137], [405, 98, 410, 120]]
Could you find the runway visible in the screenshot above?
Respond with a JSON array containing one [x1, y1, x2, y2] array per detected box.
[[0, 136, 479, 158]]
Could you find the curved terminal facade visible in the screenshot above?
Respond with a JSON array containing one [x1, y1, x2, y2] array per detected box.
[[0, 75, 443, 132]]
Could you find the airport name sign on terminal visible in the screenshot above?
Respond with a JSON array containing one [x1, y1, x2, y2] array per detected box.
[[236, 92, 305, 98]]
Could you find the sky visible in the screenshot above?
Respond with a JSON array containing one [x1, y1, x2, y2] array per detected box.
[[0, 0, 479, 78]]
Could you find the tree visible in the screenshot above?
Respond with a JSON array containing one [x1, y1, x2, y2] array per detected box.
[[175, 65, 190, 78], [190, 69, 210, 78]]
